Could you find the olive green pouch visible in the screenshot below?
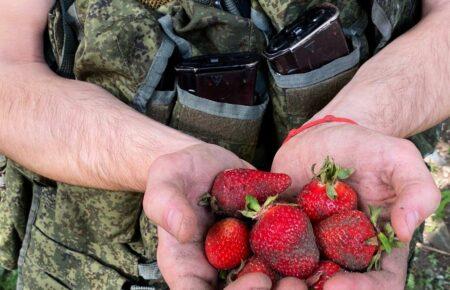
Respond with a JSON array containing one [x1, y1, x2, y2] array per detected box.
[[145, 90, 176, 124], [268, 33, 366, 142], [156, 1, 269, 161], [171, 86, 269, 161]]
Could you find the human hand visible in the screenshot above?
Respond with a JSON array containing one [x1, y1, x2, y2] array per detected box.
[[144, 143, 272, 289], [157, 226, 308, 290], [145, 143, 310, 289], [272, 123, 440, 289]]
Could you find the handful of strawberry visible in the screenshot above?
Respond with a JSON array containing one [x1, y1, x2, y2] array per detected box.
[[201, 158, 402, 289]]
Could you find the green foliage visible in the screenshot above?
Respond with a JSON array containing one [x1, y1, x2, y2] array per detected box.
[[0, 269, 18, 290], [427, 254, 438, 268], [406, 273, 415, 290], [434, 190, 450, 220], [428, 162, 440, 173]]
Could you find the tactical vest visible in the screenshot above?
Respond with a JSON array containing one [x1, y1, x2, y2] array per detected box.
[[0, 0, 432, 289]]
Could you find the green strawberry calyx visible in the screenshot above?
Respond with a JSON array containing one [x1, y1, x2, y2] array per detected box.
[[240, 195, 279, 219], [312, 156, 355, 200], [219, 269, 228, 281], [367, 206, 404, 271], [198, 193, 220, 212]]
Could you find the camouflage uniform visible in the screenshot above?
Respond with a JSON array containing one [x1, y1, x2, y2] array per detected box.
[[0, 0, 434, 289]]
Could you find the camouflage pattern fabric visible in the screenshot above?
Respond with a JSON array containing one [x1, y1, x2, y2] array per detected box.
[[47, 2, 65, 70], [0, 0, 425, 289], [12, 173, 150, 288], [372, 0, 420, 49], [0, 162, 31, 270], [256, 0, 365, 31], [139, 0, 173, 9], [74, 0, 164, 103], [169, 0, 266, 56]]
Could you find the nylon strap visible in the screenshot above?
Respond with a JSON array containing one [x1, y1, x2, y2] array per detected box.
[[130, 286, 157, 290], [138, 263, 162, 280], [57, 0, 78, 78]]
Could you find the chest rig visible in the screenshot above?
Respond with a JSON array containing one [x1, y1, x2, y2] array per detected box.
[[0, 0, 421, 289]]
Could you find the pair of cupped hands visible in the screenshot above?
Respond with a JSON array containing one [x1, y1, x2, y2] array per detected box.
[[143, 123, 441, 290]]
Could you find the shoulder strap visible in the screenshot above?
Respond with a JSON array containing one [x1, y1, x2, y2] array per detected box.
[[57, 0, 78, 78]]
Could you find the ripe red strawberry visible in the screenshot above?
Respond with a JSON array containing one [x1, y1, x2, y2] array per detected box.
[[314, 210, 378, 270], [209, 169, 291, 215], [205, 218, 250, 270], [298, 157, 357, 222], [306, 261, 341, 290], [236, 256, 277, 283], [245, 197, 319, 279]]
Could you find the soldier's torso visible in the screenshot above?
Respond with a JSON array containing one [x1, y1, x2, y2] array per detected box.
[[0, 1, 423, 289]]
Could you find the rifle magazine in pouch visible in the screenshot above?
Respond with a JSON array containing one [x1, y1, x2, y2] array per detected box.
[[170, 87, 269, 162], [269, 34, 365, 143]]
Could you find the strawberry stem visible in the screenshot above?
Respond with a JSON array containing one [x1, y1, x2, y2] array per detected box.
[[313, 156, 354, 200], [367, 205, 405, 271], [246, 196, 261, 212], [240, 195, 278, 219], [198, 193, 211, 207], [326, 183, 337, 200], [262, 195, 278, 208], [226, 260, 246, 284], [368, 250, 382, 271], [369, 205, 382, 230], [240, 196, 261, 218], [219, 270, 228, 280]]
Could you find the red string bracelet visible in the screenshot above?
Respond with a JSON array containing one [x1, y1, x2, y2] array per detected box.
[[283, 115, 358, 144]]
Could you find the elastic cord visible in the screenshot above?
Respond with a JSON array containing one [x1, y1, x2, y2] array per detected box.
[[283, 115, 358, 144]]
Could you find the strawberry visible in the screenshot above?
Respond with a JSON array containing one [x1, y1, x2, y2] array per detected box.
[[204, 218, 250, 270], [306, 261, 341, 290], [315, 207, 404, 271], [206, 169, 291, 216], [298, 157, 357, 222], [236, 256, 277, 283], [314, 210, 378, 270], [243, 196, 319, 279]]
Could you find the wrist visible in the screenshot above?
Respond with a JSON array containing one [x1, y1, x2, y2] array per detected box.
[[284, 115, 358, 144], [311, 80, 409, 138], [119, 118, 203, 192]]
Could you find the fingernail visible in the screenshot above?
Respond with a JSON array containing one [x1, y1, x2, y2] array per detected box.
[[406, 211, 419, 236], [167, 208, 183, 238]]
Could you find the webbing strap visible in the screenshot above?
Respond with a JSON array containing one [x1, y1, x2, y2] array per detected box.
[[57, 0, 78, 78], [130, 286, 157, 290], [138, 263, 162, 280], [16, 186, 43, 290]]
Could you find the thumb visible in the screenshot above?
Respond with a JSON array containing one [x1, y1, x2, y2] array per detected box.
[[225, 273, 272, 290], [389, 149, 441, 242], [143, 157, 198, 243]]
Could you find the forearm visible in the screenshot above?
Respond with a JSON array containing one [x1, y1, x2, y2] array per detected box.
[[0, 63, 201, 192], [314, 1, 450, 138]]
